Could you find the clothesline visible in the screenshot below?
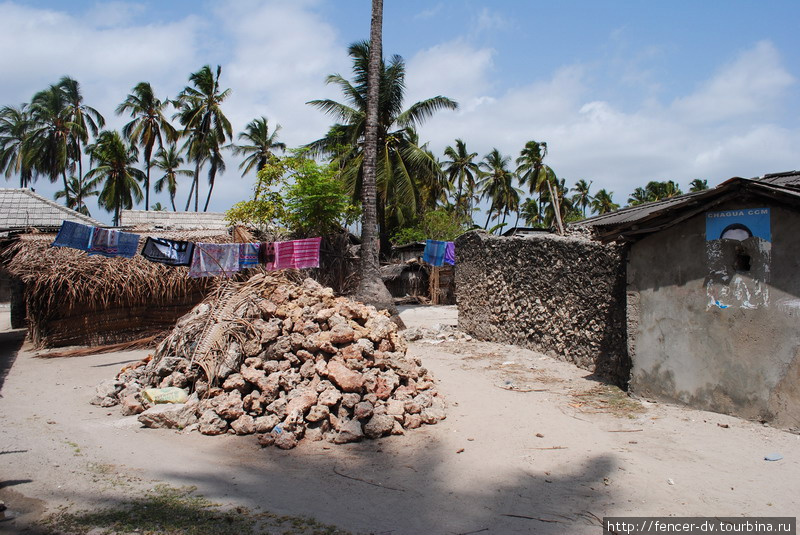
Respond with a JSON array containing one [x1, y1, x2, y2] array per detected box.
[[422, 239, 456, 267], [50, 220, 322, 278]]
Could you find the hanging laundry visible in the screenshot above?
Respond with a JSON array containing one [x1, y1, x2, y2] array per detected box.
[[423, 239, 447, 267], [274, 237, 322, 270], [52, 221, 94, 251], [259, 242, 276, 270], [239, 242, 261, 269], [444, 241, 456, 265], [188, 243, 240, 278], [141, 237, 195, 266], [88, 228, 140, 258]]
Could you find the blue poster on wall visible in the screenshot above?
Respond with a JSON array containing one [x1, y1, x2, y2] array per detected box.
[[705, 208, 771, 242]]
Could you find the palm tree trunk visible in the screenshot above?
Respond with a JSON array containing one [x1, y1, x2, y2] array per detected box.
[[186, 160, 200, 211], [203, 164, 217, 212], [61, 169, 69, 203], [170, 193, 176, 212], [354, 0, 397, 317], [145, 159, 151, 211]]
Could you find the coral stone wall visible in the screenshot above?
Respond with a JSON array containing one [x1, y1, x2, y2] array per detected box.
[[455, 230, 630, 386]]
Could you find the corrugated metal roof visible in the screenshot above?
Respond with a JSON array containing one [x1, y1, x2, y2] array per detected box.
[[754, 170, 800, 188], [0, 188, 101, 232], [574, 190, 709, 228], [119, 210, 229, 230]]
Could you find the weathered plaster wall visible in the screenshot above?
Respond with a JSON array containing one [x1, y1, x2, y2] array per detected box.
[[455, 231, 629, 386], [628, 201, 800, 430]]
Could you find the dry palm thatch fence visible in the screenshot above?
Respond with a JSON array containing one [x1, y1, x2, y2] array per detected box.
[[2, 231, 233, 348]]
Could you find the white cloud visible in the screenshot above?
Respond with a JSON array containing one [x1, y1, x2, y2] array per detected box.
[[86, 1, 146, 28], [405, 40, 495, 108], [415, 3, 443, 20], [672, 40, 795, 124], [404, 39, 799, 207], [475, 8, 509, 33]]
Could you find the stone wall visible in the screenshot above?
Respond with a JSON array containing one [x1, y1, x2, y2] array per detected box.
[[455, 230, 630, 386]]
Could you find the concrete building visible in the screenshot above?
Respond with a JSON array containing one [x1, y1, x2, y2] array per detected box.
[[581, 172, 800, 430]]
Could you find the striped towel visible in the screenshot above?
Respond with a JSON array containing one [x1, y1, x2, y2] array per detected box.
[[444, 241, 456, 265], [274, 237, 322, 270], [141, 237, 194, 266], [88, 228, 140, 258], [52, 221, 94, 251], [239, 242, 261, 269], [188, 243, 240, 278], [423, 239, 447, 267]]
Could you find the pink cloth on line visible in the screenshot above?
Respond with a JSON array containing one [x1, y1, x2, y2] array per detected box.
[[273, 237, 322, 270]]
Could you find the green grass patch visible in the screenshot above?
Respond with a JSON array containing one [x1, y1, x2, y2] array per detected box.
[[41, 484, 351, 535]]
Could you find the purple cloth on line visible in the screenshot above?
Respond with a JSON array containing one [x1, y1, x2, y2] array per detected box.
[[188, 243, 240, 278], [444, 241, 455, 265]]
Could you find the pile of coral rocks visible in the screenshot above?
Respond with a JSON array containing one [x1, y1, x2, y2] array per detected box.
[[93, 273, 445, 449]]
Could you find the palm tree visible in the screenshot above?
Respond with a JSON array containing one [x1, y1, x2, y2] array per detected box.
[[174, 65, 232, 212], [25, 84, 76, 194], [628, 186, 649, 206], [591, 189, 619, 214], [55, 175, 99, 216], [351, 0, 396, 311], [520, 197, 543, 227], [628, 180, 684, 206], [153, 144, 191, 211], [0, 104, 34, 187], [442, 138, 479, 220], [306, 40, 457, 251], [571, 179, 593, 218], [150, 202, 166, 211], [516, 140, 563, 234], [689, 178, 708, 192], [59, 76, 105, 185], [117, 82, 176, 211], [85, 130, 144, 225], [543, 178, 577, 225], [479, 148, 519, 232], [230, 116, 286, 177]]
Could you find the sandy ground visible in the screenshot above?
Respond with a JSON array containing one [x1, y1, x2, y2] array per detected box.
[[0, 304, 798, 534]]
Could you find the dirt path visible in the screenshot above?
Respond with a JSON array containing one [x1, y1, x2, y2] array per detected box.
[[0, 306, 798, 534]]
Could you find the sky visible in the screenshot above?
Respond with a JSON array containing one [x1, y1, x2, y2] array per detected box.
[[1, 0, 799, 225]]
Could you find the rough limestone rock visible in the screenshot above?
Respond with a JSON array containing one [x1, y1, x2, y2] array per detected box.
[[138, 403, 198, 430], [230, 414, 256, 435], [333, 419, 364, 444], [104, 273, 444, 449], [198, 410, 228, 435], [364, 414, 395, 439], [455, 230, 629, 385], [326, 359, 364, 392]]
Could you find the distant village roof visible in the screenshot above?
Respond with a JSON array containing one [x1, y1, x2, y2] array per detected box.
[[575, 175, 800, 242], [0, 188, 101, 236], [501, 226, 550, 237], [753, 170, 800, 189], [119, 210, 229, 231]]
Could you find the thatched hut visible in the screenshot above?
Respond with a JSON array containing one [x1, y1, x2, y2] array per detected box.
[[2, 230, 232, 348]]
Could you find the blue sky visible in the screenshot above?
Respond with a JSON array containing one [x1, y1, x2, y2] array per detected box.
[[1, 0, 798, 225]]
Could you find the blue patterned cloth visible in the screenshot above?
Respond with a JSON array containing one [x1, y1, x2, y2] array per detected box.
[[239, 242, 262, 269], [52, 221, 94, 251], [88, 228, 140, 258], [423, 239, 447, 267]]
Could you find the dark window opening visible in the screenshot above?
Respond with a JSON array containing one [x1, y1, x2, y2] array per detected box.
[[734, 247, 751, 272]]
